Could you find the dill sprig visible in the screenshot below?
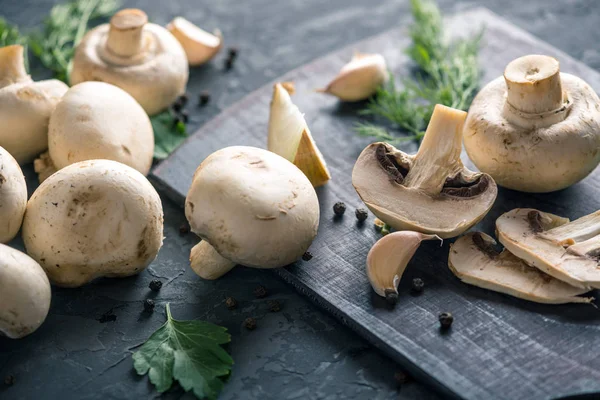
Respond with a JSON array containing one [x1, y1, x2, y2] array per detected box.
[[28, 0, 119, 82], [357, 0, 482, 143]]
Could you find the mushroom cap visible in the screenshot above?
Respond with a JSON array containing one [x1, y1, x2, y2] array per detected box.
[[22, 159, 164, 287], [0, 146, 27, 243], [0, 79, 68, 164], [70, 22, 188, 116], [48, 81, 154, 176], [352, 143, 498, 238], [0, 243, 51, 338], [185, 146, 319, 268], [463, 73, 600, 192]]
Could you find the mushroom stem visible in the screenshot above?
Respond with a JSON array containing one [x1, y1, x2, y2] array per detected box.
[[106, 9, 148, 58], [403, 104, 466, 195], [503, 55, 568, 128], [0, 45, 29, 89], [189, 241, 236, 280]]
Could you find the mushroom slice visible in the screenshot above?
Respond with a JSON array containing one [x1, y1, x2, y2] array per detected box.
[[167, 17, 222, 66], [268, 82, 331, 187], [352, 104, 498, 239], [367, 231, 441, 304], [185, 146, 319, 279], [496, 208, 600, 289], [449, 232, 593, 304], [70, 9, 188, 115]]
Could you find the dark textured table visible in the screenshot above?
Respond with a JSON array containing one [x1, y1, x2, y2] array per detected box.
[[1, 1, 600, 399]]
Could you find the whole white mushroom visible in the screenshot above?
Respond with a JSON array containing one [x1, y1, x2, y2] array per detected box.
[[23, 159, 164, 287], [0, 45, 68, 164], [185, 146, 320, 279], [0, 146, 27, 243], [0, 244, 51, 339], [34, 81, 155, 182], [70, 8, 188, 116], [463, 55, 600, 192]]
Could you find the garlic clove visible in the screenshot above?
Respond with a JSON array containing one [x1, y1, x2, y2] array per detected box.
[[367, 231, 441, 304], [167, 17, 222, 66], [268, 82, 331, 187], [449, 232, 593, 304], [317, 52, 387, 102]]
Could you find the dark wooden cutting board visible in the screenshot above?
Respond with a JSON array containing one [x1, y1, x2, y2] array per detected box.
[[152, 8, 600, 400]]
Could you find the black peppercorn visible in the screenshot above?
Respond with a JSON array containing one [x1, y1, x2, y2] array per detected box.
[[225, 297, 237, 310], [199, 91, 210, 106], [179, 223, 190, 235], [384, 289, 398, 305], [171, 101, 183, 113], [268, 300, 281, 312], [302, 251, 313, 261], [333, 202, 346, 216], [149, 279, 163, 292], [227, 47, 239, 59], [355, 208, 368, 222], [411, 278, 425, 293], [4, 374, 15, 386], [177, 93, 189, 107], [244, 317, 256, 330], [253, 285, 268, 298], [180, 111, 189, 124], [224, 57, 234, 70], [439, 312, 454, 329], [144, 299, 155, 312]]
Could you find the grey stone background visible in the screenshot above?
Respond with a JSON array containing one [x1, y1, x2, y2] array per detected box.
[[1, 0, 599, 399]]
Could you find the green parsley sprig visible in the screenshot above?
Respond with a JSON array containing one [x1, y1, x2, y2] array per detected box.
[[357, 0, 482, 143]]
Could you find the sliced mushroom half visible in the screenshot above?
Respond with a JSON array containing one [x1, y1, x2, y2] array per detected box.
[[449, 232, 593, 304], [496, 208, 600, 290], [352, 104, 498, 238]]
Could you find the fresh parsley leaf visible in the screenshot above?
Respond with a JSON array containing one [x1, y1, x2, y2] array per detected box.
[[357, 0, 482, 142], [133, 303, 233, 400], [151, 111, 188, 160], [29, 0, 120, 82]]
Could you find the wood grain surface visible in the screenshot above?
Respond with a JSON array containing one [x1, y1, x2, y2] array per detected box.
[[152, 8, 600, 400]]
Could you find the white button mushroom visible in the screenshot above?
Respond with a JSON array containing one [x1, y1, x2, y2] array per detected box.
[[0, 146, 27, 243], [0, 244, 51, 339], [463, 55, 600, 192], [185, 146, 320, 279], [70, 9, 188, 116], [0, 45, 68, 164], [34, 81, 155, 182], [22, 159, 164, 287]]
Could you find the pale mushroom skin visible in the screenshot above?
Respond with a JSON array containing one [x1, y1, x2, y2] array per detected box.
[[0, 45, 68, 163], [0, 244, 51, 339], [464, 55, 600, 192], [70, 9, 188, 116], [0, 146, 27, 243], [353, 104, 497, 239], [185, 146, 319, 279], [22, 160, 164, 287], [449, 232, 593, 304], [35, 81, 154, 181], [496, 208, 600, 290]]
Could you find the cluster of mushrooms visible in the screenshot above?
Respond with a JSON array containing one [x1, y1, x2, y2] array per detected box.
[[354, 54, 600, 305], [0, 8, 228, 339]]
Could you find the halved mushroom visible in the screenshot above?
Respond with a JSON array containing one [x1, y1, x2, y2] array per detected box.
[[0, 45, 68, 163], [0, 146, 27, 243], [185, 146, 319, 279], [268, 82, 331, 187], [449, 232, 593, 304], [70, 8, 188, 116], [353, 104, 498, 238], [463, 55, 600, 192], [0, 244, 51, 338], [34, 81, 154, 182], [496, 208, 600, 290], [167, 17, 222, 66]]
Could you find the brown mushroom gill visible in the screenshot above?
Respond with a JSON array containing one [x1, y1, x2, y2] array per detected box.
[[353, 104, 497, 238]]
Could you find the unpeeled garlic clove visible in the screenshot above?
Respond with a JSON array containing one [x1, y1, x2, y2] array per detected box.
[[367, 231, 441, 304], [268, 82, 331, 187], [317, 52, 387, 102], [167, 17, 222, 66]]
